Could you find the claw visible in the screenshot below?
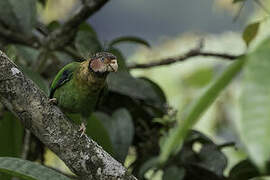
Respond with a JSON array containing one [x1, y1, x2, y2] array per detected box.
[[49, 98, 57, 105], [78, 123, 86, 137]]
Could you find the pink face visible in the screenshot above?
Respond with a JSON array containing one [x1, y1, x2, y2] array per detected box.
[[90, 58, 105, 72], [89, 53, 118, 73]]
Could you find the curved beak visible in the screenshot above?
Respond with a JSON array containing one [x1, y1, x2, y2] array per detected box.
[[108, 59, 118, 72]]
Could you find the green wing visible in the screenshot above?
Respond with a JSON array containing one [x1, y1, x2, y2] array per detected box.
[[49, 62, 80, 98]]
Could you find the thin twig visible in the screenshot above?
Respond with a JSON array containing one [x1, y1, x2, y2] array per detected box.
[[217, 142, 236, 150], [233, 1, 246, 22], [128, 48, 241, 69]]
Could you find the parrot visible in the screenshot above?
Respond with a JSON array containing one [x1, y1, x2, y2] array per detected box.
[[49, 52, 118, 136]]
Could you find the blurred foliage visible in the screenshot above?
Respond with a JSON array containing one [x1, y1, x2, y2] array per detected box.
[[0, 157, 69, 180], [159, 57, 245, 165], [1, 0, 270, 179], [0, 0, 36, 33], [240, 37, 270, 172], [75, 24, 102, 58], [39, 0, 77, 24], [96, 109, 134, 163], [0, 112, 23, 180]]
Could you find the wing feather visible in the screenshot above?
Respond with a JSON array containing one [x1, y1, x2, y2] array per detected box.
[[49, 62, 79, 98]]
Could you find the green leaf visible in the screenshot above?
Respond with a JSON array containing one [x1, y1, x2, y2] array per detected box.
[[107, 72, 152, 99], [163, 166, 185, 180], [240, 37, 270, 172], [108, 72, 161, 102], [0, 112, 23, 157], [196, 144, 227, 176], [177, 130, 227, 177], [75, 31, 101, 58], [249, 177, 270, 180], [109, 36, 150, 48], [229, 160, 260, 180], [139, 77, 167, 104], [184, 164, 224, 180], [78, 23, 98, 37], [139, 77, 168, 116], [86, 114, 114, 155], [75, 24, 102, 58], [138, 157, 159, 179], [0, 112, 23, 180], [242, 22, 260, 47], [0, 157, 70, 180], [107, 73, 167, 117], [0, 0, 37, 33], [159, 57, 245, 164], [97, 109, 134, 162], [66, 113, 114, 155]]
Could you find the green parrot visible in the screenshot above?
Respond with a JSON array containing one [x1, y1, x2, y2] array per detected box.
[[49, 52, 118, 136]]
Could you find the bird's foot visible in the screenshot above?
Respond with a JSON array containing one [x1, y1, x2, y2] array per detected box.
[[49, 98, 58, 105], [78, 123, 86, 137]]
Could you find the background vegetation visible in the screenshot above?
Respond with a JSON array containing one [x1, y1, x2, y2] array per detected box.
[[1, 0, 270, 179]]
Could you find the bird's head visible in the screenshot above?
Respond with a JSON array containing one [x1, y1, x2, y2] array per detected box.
[[88, 52, 118, 75]]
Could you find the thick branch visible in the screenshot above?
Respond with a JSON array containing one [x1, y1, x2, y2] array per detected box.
[[47, 0, 109, 50], [0, 51, 136, 180], [128, 50, 241, 69]]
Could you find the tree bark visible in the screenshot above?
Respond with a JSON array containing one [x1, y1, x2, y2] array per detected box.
[[0, 50, 137, 180]]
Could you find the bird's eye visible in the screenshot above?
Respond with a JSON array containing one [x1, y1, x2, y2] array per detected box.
[[101, 57, 105, 61]]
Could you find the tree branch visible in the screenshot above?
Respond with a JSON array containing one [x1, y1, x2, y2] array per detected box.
[[0, 50, 136, 180], [46, 0, 109, 50], [128, 49, 241, 69]]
